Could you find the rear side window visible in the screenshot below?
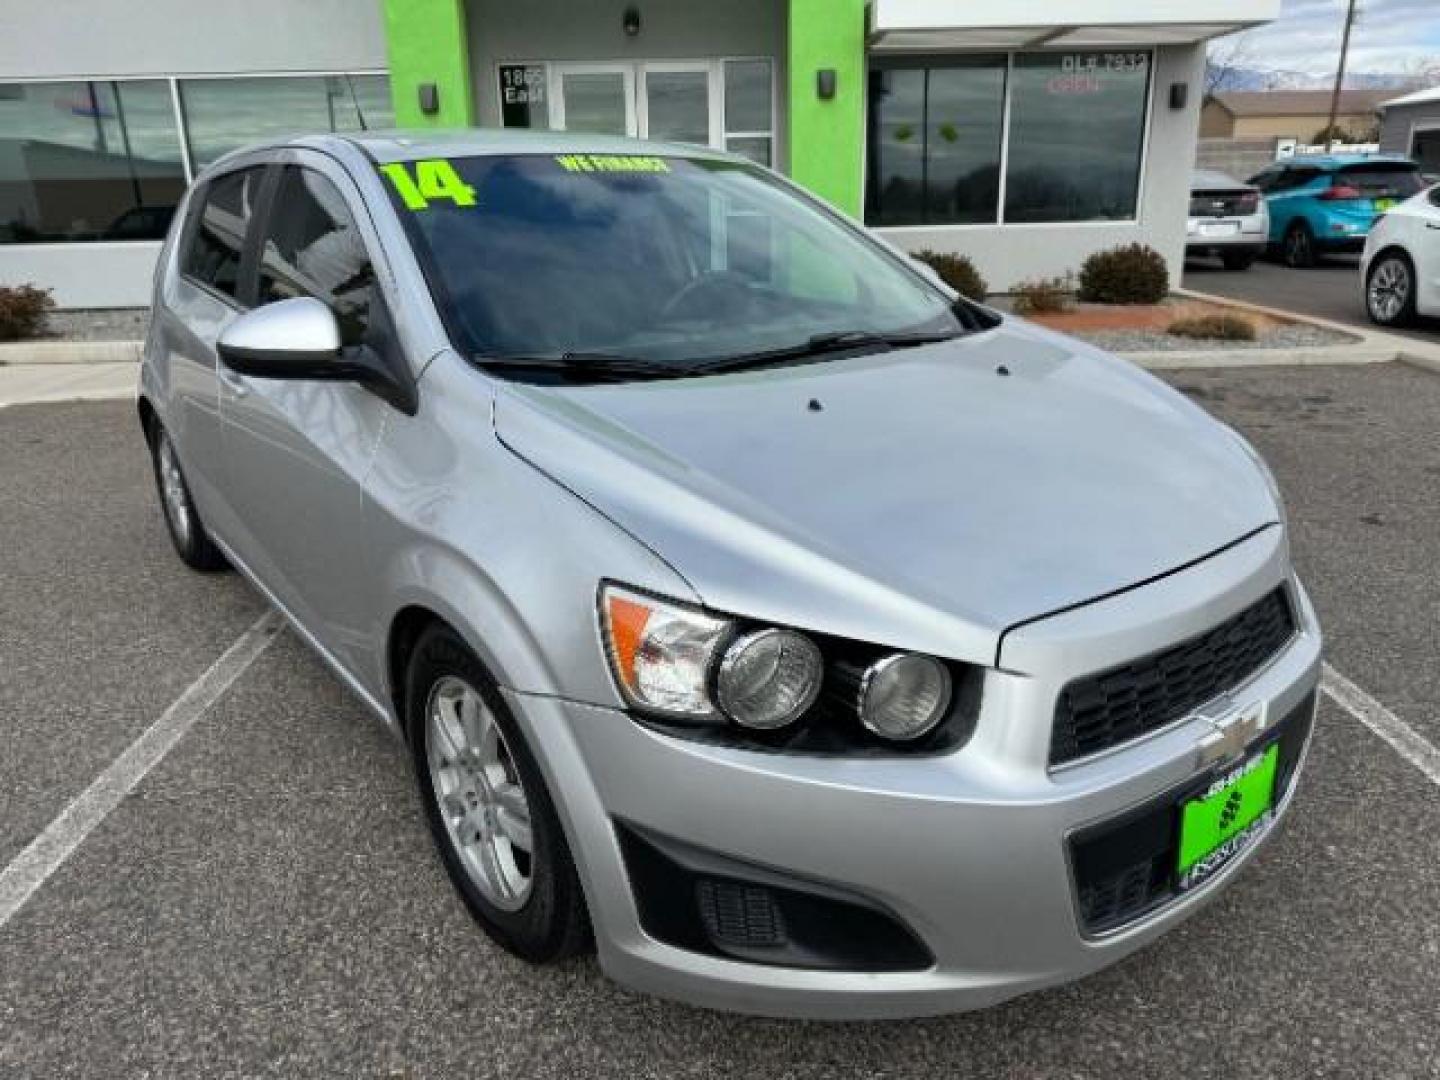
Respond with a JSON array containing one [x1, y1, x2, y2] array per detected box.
[[1337, 163, 1423, 198], [256, 166, 376, 346], [182, 167, 266, 301]]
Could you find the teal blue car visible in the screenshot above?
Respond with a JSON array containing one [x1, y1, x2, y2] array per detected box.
[[1246, 155, 1424, 267]]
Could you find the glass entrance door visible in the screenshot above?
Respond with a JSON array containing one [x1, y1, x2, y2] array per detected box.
[[550, 64, 636, 137], [637, 63, 717, 147]]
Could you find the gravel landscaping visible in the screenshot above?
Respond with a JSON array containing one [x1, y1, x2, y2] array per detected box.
[[44, 308, 149, 342], [1068, 321, 1355, 353]]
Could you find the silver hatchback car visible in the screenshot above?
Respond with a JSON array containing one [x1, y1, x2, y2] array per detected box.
[[139, 131, 1321, 1019]]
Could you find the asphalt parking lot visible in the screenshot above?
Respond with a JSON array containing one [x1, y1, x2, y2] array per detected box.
[[2, 362, 1438, 1078], [1183, 253, 1440, 342]]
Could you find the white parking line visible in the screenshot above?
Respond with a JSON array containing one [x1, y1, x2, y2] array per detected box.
[[1322, 662, 1440, 787], [0, 611, 283, 930]]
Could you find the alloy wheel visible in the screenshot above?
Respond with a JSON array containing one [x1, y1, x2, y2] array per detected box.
[[425, 676, 535, 911], [1368, 257, 1410, 323], [157, 436, 193, 547]]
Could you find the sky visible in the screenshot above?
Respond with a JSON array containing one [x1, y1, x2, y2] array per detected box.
[[1218, 0, 1440, 76]]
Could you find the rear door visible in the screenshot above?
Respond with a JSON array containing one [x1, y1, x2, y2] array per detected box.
[[156, 161, 270, 524], [217, 150, 399, 674]]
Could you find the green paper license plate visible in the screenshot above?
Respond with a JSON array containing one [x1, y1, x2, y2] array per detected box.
[[1177, 743, 1279, 890], [1374, 197, 1397, 211]]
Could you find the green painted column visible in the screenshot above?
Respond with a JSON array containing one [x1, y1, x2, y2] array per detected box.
[[383, 0, 476, 128], [787, 0, 867, 217]]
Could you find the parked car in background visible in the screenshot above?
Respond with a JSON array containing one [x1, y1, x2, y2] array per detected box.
[[1361, 183, 1440, 326], [1248, 155, 1425, 267], [1186, 170, 1268, 270]]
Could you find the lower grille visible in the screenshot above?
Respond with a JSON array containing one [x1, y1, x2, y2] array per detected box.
[[1070, 691, 1315, 935], [1051, 587, 1297, 766]]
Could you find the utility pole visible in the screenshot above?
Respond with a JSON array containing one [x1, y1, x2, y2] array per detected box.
[[1324, 0, 1359, 146]]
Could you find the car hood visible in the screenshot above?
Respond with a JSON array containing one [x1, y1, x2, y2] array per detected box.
[[493, 322, 1279, 664]]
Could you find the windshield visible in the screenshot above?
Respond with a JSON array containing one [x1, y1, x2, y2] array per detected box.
[[381, 153, 973, 374]]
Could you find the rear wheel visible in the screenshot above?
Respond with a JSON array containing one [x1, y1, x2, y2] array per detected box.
[[149, 424, 228, 571], [1221, 250, 1256, 271], [406, 624, 590, 962], [1282, 222, 1316, 268], [1366, 251, 1417, 327]]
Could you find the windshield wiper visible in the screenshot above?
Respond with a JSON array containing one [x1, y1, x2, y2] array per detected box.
[[476, 351, 691, 383], [691, 327, 965, 375]]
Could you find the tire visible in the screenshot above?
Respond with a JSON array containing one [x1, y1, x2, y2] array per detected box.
[[1282, 222, 1316, 268], [1365, 250, 1417, 327], [1221, 251, 1256, 271], [406, 623, 590, 963], [148, 423, 228, 571]]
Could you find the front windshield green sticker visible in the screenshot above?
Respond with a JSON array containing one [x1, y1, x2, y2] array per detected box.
[[554, 154, 669, 174], [380, 160, 478, 210]]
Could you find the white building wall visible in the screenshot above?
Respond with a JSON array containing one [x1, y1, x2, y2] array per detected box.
[[0, 0, 386, 308], [876, 43, 1207, 292]]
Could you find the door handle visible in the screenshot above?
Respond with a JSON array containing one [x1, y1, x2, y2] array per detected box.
[[218, 367, 251, 397], [1426, 222, 1440, 230]]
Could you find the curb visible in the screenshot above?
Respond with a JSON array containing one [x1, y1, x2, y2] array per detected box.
[[0, 340, 142, 366]]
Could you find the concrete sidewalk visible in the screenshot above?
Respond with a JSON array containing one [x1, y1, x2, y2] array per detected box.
[[0, 362, 137, 407]]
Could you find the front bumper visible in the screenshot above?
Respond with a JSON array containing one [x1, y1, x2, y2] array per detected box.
[[508, 527, 1321, 1019]]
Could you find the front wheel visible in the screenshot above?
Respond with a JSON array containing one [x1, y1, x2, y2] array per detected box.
[[407, 624, 590, 962], [1282, 223, 1316, 268], [1366, 252, 1417, 327]]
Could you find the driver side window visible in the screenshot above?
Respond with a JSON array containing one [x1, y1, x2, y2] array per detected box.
[[256, 167, 376, 346]]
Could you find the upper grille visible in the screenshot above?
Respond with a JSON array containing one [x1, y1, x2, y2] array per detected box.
[[1051, 588, 1296, 766], [1190, 190, 1259, 217]]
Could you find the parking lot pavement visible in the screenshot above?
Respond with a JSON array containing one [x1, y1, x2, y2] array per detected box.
[[1, 370, 1438, 1078], [1183, 254, 1440, 343]]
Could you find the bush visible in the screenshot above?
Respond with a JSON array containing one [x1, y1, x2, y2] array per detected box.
[[0, 284, 55, 341], [1011, 275, 1072, 315], [1166, 313, 1257, 341], [912, 250, 988, 302], [1076, 244, 1168, 305]]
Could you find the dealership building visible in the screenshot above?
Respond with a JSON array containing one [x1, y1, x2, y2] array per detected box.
[[1, 0, 1277, 308]]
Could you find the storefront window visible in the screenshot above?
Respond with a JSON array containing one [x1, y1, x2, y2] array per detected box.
[[866, 59, 1005, 226], [0, 80, 186, 243], [864, 52, 1151, 227], [178, 75, 392, 169], [1003, 52, 1150, 223]]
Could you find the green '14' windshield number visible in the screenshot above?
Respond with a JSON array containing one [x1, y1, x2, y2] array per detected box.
[[380, 159, 477, 210]]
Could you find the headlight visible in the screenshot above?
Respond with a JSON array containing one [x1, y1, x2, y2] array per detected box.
[[600, 584, 728, 716], [858, 653, 953, 741], [715, 628, 823, 730], [599, 582, 979, 754]]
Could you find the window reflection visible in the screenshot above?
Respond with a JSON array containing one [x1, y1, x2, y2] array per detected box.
[[179, 75, 392, 169], [1004, 53, 1149, 223], [0, 80, 185, 243]]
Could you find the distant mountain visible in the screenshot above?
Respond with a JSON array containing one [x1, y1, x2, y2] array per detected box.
[[1207, 65, 1421, 92]]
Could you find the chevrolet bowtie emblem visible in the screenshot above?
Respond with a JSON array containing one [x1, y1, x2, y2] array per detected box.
[[1196, 698, 1267, 767]]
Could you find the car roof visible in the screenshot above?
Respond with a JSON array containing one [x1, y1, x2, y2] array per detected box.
[[1191, 169, 1248, 189], [1280, 153, 1417, 170], [221, 128, 738, 167]]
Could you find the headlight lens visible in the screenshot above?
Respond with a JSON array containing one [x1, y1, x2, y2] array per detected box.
[[858, 653, 953, 741], [600, 584, 728, 716], [715, 628, 823, 730]]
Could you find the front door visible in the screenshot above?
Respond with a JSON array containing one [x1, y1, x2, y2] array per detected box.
[[550, 61, 716, 148]]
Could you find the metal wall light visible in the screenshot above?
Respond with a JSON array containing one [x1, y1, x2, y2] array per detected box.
[[623, 6, 641, 36], [1169, 82, 1189, 110], [817, 68, 837, 100], [418, 82, 439, 115]]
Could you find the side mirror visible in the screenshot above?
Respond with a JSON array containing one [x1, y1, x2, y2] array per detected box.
[[217, 296, 417, 414], [217, 297, 342, 378]]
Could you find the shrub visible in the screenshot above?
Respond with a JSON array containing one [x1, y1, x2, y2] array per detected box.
[[0, 284, 55, 341], [912, 250, 988, 302], [1076, 244, 1168, 305], [1166, 313, 1257, 341], [1011, 275, 1072, 316]]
